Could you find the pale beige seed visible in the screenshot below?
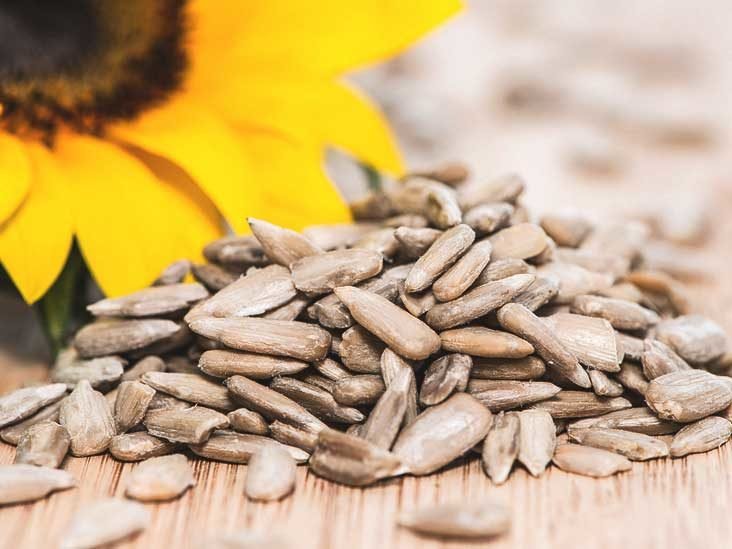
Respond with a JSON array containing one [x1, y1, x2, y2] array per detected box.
[[59, 380, 116, 457], [198, 349, 307, 379], [121, 356, 166, 382], [225, 375, 326, 434], [538, 263, 614, 305], [190, 430, 308, 464], [463, 203, 514, 235], [146, 392, 190, 412], [404, 224, 475, 293], [517, 409, 556, 476], [228, 409, 269, 435], [419, 354, 472, 406], [350, 191, 394, 220], [381, 349, 419, 425], [645, 370, 732, 423], [433, 240, 493, 302], [512, 276, 560, 312], [642, 339, 691, 380], [335, 286, 440, 360], [142, 372, 235, 411], [195, 532, 293, 549], [191, 263, 238, 291], [652, 315, 728, 365], [263, 295, 311, 321], [269, 421, 318, 453], [488, 223, 548, 260], [670, 416, 732, 457], [0, 400, 62, 445], [472, 358, 544, 382], [398, 283, 436, 317], [556, 248, 631, 280], [109, 432, 178, 462], [361, 367, 411, 449], [0, 464, 75, 505], [203, 235, 268, 267], [393, 393, 493, 475], [291, 249, 383, 296], [468, 380, 561, 412], [302, 222, 378, 250], [144, 406, 229, 444], [388, 177, 462, 229], [482, 412, 520, 484], [384, 215, 431, 229], [457, 173, 525, 210], [247, 217, 323, 266], [0, 383, 66, 429], [352, 228, 400, 258], [410, 162, 469, 186], [188, 316, 331, 362], [154, 259, 191, 286], [333, 375, 385, 407], [552, 444, 632, 477], [567, 407, 681, 437], [125, 454, 195, 502], [625, 270, 691, 316], [309, 428, 404, 486], [588, 369, 625, 397], [568, 428, 668, 461], [474, 257, 532, 286], [114, 381, 156, 433], [598, 281, 647, 304], [393, 227, 442, 259], [73, 319, 182, 358], [497, 303, 591, 388], [542, 313, 620, 372], [398, 501, 511, 539], [615, 361, 650, 396], [245, 445, 297, 502], [540, 213, 592, 248], [532, 390, 631, 419], [313, 357, 351, 381], [581, 220, 648, 261], [61, 498, 150, 549], [616, 333, 644, 362], [440, 327, 534, 359], [425, 273, 535, 331], [51, 349, 125, 390], [87, 283, 208, 318], [571, 294, 660, 331], [166, 355, 200, 374], [269, 377, 363, 424], [14, 421, 70, 468]]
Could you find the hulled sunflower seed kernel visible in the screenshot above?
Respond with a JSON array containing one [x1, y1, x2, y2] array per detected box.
[[645, 370, 732, 422], [14, 421, 70, 468]]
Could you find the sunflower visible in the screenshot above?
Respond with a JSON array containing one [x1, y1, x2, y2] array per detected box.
[[0, 0, 460, 303]]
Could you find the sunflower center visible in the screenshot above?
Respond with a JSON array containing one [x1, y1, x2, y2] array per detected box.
[[0, 1, 187, 144]]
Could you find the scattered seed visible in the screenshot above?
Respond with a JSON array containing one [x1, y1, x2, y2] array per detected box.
[[269, 376, 364, 424], [51, 349, 125, 390], [73, 319, 182, 358], [141, 372, 235, 411], [61, 498, 150, 549], [380, 349, 419, 425], [404, 224, 475, 293], [552, 444, 632, 477], [269, 421, 318, 453], [245, 445, 297, 501], [198, 349, 308, 379], [464, 203, 514, 236], [190, 430, 308, 464], [441, 326, 534, 358], [419, 354, 472, 406], [471, 356, 546, 381], [540, 214, 592, 248], [291, 249, 383, 296], [542, 313, 620, 372], [615, 361, 649, 396], [512, 276, 560, 312], [191, 263, 239, 291], [361, 366, 412, 449], [458, 173, 525, 211], [59, 380, 116, 456], [398, 501, 511, 539], [333, 375, 386, 407], [87, 283, 208, 318], [641, 339, 691, 380], [388, 177, 462, 229], [0, 400, 63, 446], [489, 223, 548, 260], [0, 383, 66, 429], [474, 257, 532, 286], [432, 240, 493, 302], [588, 369, 625, 397], [125, 454, 195, 502], [571, 294, 660, 331], [114, 381, 156, 433], [338, 325, 385, 373], [567, 407, 682, 436], [652, 315, 728, 365], [469, 380, 561, 412], [0, 464, 75, 504], [228, 408, 269, 435], [394, 227, 443, 259]]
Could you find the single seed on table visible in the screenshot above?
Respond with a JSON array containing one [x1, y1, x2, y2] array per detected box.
[[567, 407, 682, 437], [0, 400, 63, 445], [125, 454, 195, 502], [313, 357, 351, 381], [73, 319, 182, 358], [616, 332, 644, 362], [404, 224, 475, 293], [552, 444, 632, 477], [59, 380, 116, 456], [474, 257, 532, 286], [291, 249, 383, 296], [393, 393, 493, 475], [109, 432, 179, 462], [144, 406, 229, 444], [191, 263, 238, 291], [398, 283, 436, 317], [121, 355, 166, 382], [381, 348, 419, 425], [14, 422, 70, 468], [61, 498, 150, 549], [539, 213, 592, 248], [531, 391, 631, 419], [537, 263, 613, 304], [652, 315, 728, 365], [645, 370, 732, 422], [669, 416, 732, 457], [488, 223, 548, 260], [497, 303, 591, 388], [189, 431, 309, 464], [198, 349, 308, 379], [245, 445, 297, 502], [187, 316, 331, 362], [432, 240, 493, 302], [482, 411, 520, 484], [517, 409, 556, 477], [269, 421, 318, 453], [114, 381, 156, 433], [393, 227, 442, 259], [141, 372, 236, 411], [471, 356, 546, 381], [387, 177, 462, 229], [0, 464, 75, 504], [309, 428, 404, 486], [0, 383, 66, 429], [338, 325, 386, 373], [334, 286, 441, 360], [512, 276, 560, 312], [463, 202, 514, 235], [228, 408, 269, 435], [615, 361, 649, 396], [87, 283, 208, 318], [457, 173, 525, 210], [263, 295, 311, 321], [269, 376, 364, 424], [419, 354, 472, 406], [641, 339, 691, 380], [425, 273, 535, 331], [398, 501, 511, 540], [247, 217, 323, 266], [440, 326, 534, 358], [333, 375, 386, 407], [571, 294, 660, 331], [571, 427, 669, 461], [361, 366, 411, 449], [468, 380, 561, 412], [588, 369, 625, 397], [225, 375, 326, 434], [51, 349, 125, 390]]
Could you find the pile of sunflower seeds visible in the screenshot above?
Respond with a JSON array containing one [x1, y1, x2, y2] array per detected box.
[[1, 166, 731, 544]]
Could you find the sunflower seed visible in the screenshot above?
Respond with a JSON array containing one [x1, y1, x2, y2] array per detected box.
[[397, 283, 436, 317], [188, 317, 331, 362], [302, 223, 377, 250], [539, 263, 614, 304], [61, 498, 150, 549], [540, 214, 592, 248], [191, 263, 239, 291], [225, 375, 326, 433], [388, 177, 462, 229], [380, 348, 419, 425], [393, 227, 442, 259], [114, 381, 155, 433], [463, 203, 514, 236], [125, 453, 195, 502], [581, 220, 648, 261], [109, 432, 179, 461], [517, 409, 556, 476], [532, 390, 631, 419], [512, 276, 560, 312], [552, 444, 632, 477], [350, 192, 394, 220], [425, 273, 535, 330], [154, 259, 191, 286], [615, 360, 649, 396], [404, 224, 475, 293], [59, 380, 116, 456], [195, 532, 293, 549], [313, 357, 351, 381], [652, 315, 727, 365], [228, 408, 269, 435], [0, 400, 63, 445], [73, 319, 183, 358], [542, 313, 620, 372], [121, 355, 166, 382], [557, 248, 631, 280], [489, 223, 548, 260], [248, 217, 323, 266], [14, 421, 70, 468], [645, 370, 732, 422], [669, 416, 732, 457], [0, 383, 66, 429], [269, 376, 363, 424], [51, 349, 125, 390], [291, 249, 383, 296], [244, 444, 297, 502], [147, 392, 190, 412], [263, 295, 311, 321], [360, 366, 411, 449], [468, 380, 560, 412], [309, 428, 404, 486], [474, 257, 532, 286], [457, 173, 525, 210], [165, 355, 199, 374], [482, 412, 520, 484], [419, 354, 472, 406], [568, 407, 682, 436], [588, 369, 625, 397], [141, 372, 235, 411], [352, 228, 400, 259], [571, 295, 660, 331], [398, 501, 511, 539], [144, 406, 228, 444], [441, 326, 534, 358], [411, 162, 469, 186], [471, 356, 545, 381], [189, 430, 308, 464], [393, 393, 493, 475], [497, 303, 591, 388], [333, 375, 385, 407], [198, 349, 307, 379], [641, 339, 691, 380], [432, 240, 493, 302], [616, 332, 644, 362], [568, 427, 668, 460], [0, 464, 75, 504], [87, 283, 208, 318], [269, 420, 318, 453]]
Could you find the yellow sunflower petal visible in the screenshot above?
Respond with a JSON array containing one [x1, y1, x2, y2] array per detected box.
[[53, 134, 221, 297], [0, 143, 73, 303], [0, 131, 32, 226], [111, 96, 259, 233]]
